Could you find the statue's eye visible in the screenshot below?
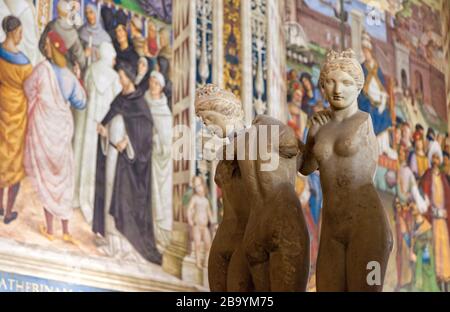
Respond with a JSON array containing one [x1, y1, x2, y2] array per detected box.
[[343, 80, 353, 86]]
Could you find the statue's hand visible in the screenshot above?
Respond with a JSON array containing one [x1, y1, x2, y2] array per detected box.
[[310, 110, 332, 127], [307, 110, 332, 137]]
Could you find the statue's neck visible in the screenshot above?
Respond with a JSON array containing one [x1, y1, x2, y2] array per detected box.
[[331, 101, 358, 121]]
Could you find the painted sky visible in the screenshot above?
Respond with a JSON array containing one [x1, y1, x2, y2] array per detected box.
[[304, 0, 388, 42]]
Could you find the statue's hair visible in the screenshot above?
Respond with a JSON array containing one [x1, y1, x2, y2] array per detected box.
[[195, 84, 244, 120], [319, 49, 365, 91]]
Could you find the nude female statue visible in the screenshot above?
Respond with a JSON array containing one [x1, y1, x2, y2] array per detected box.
[[195, 84, 310, 291], [300, 49, 393, 291]]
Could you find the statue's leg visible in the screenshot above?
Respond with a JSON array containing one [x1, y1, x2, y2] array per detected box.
[[345, 224, 392, 292], [245, 241, 270, 292], [315, 232, 346, 291], [269, 220, 310, 292], [247, 260, 270, 292], [208, 232, 231, 291], [227, 243, 254, 292]]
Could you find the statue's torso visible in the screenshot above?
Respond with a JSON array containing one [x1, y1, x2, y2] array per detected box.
[[312, 111, 384, 236]]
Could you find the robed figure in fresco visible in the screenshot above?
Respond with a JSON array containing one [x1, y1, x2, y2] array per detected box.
[[0, 15, 32, 224], [358, 32, 396, 162], [92, 61, 162, 265], [420, 153, 450, 291], [73, 42, 121, 223], [24, 30, 86, 243]]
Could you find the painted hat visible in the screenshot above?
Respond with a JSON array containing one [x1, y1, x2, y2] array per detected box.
[[47, 31, 68, 54]]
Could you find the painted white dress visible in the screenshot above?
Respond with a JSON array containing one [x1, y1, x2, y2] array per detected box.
[[73, 42, 122, 223], [145, 92, 173, 252]]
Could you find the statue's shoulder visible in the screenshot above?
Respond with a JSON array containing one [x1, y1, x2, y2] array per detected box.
[[353, 110, 370, 125], [252, 114, 283, 127], [353, 110, 375, 135], [252, 114, 295, 136]]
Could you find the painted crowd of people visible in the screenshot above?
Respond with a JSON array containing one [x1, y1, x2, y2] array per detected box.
[[0, 0, 174, 266]]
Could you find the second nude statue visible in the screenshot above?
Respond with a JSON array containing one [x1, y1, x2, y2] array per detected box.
[[300, 49, 393, 291]]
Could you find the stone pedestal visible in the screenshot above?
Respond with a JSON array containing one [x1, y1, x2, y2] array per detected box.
[[162, 222, 190, 278], [181, 242, 209, 288]]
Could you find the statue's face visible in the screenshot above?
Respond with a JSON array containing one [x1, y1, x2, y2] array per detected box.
[[323, 69, 359, 110], [198, 110, 231, 138]]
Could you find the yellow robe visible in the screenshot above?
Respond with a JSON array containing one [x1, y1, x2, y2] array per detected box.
[[0, 55, 32, 188], [432, 174, 450, 282], [417, 154, 429, 178]]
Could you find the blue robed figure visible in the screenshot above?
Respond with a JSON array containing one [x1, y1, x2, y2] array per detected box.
[[358, 32, 392, 136]]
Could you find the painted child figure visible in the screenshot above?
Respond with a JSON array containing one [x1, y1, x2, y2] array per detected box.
[[187, 176, 214, 269]]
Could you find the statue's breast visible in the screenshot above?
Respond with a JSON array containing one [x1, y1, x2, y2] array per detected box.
[[313, 117, 368, 162], [312, 140, 332, 162], [334, 117, 369, 158], [334, 133, 361, 158]]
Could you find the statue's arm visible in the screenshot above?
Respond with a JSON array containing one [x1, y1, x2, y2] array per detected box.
[[298, 124, 319, 176]]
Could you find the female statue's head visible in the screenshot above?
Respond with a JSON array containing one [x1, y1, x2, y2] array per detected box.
[[195, 84, 245, 138], [319, 49, 364, 110]]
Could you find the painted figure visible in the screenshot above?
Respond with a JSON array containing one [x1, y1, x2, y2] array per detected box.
[[0, 15, 33, 224], [38, 0, 86, 71], [145, 70, 173, 252], [411, 205, 440, 292], [24, 30, 86, 243], [358, 31, 396, 160], [113, 24, 139, 71], [3, 0, 41, 66], [92, 61, 162, 265], [187, 176, 214, 269], [420, 152, 450, 292], [74, 42, 122, 223], [78, 3, 112, 65]]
